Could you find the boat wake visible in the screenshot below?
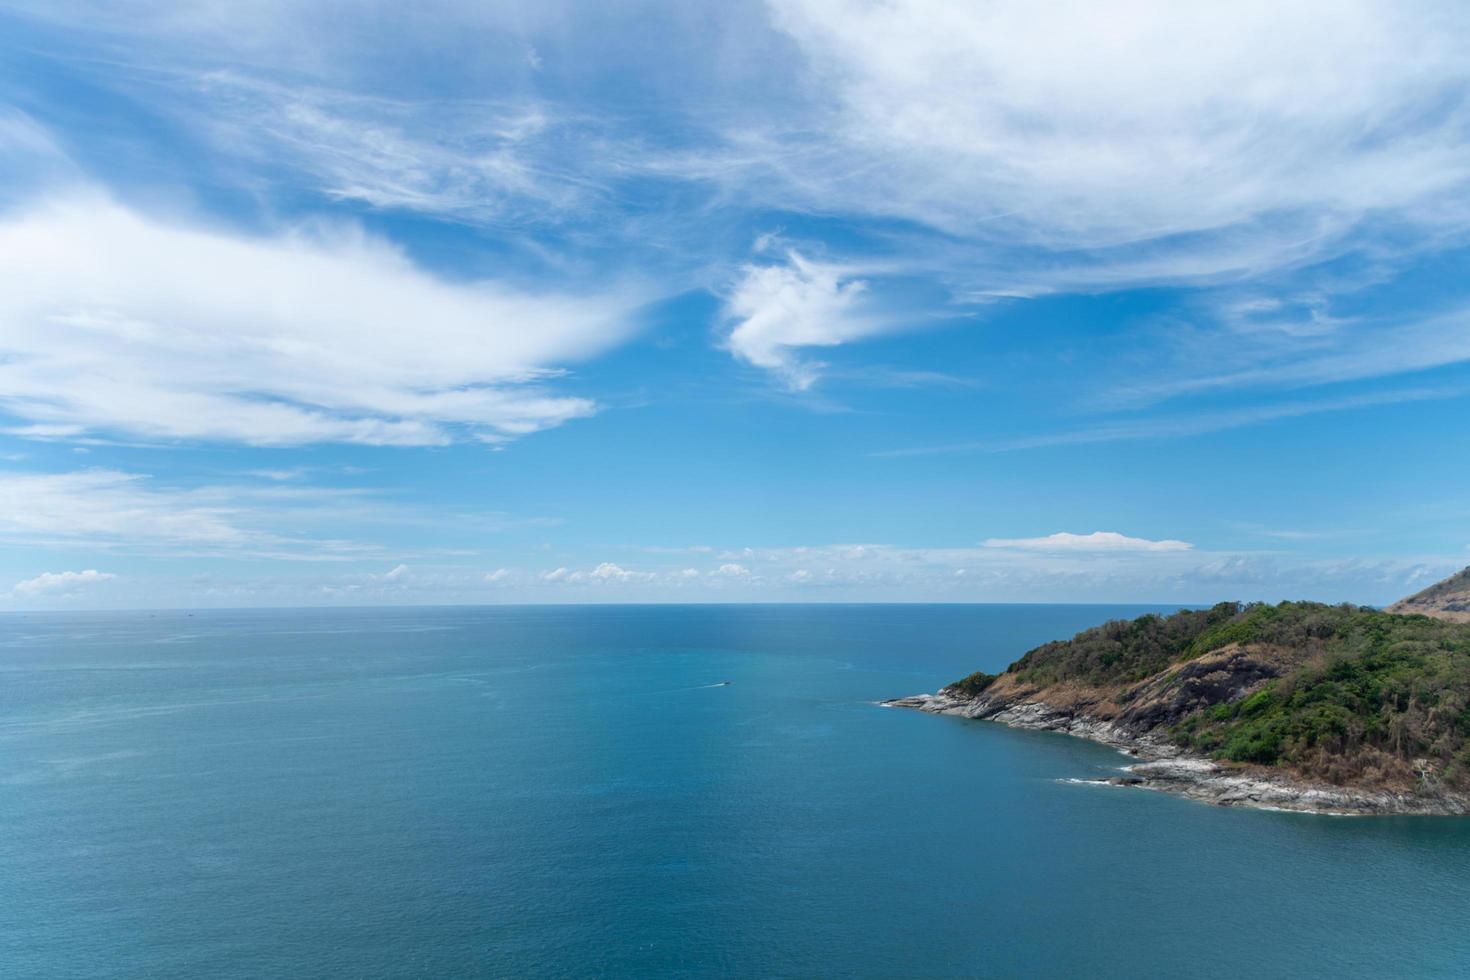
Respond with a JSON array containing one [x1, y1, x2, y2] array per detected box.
[[634, 680, 733, 696]]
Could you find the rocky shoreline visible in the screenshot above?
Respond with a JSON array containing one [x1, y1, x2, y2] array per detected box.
[[884, 690, 1470, 816]]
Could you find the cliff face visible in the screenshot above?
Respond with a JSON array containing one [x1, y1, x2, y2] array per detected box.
[[888, 686, 1470, 814], [946, 641, 1298, 740], [888, 588, 1470, 815], [1388, 567, 1470, 623]]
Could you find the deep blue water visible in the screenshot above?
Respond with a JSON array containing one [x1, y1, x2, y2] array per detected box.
[[4, 604, 1469, 978]]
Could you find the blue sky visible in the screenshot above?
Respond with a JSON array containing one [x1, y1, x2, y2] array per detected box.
[[2, 0, 1469, 608]]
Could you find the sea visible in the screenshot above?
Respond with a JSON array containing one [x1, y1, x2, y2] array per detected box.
[[4, 604, 1469, 978]]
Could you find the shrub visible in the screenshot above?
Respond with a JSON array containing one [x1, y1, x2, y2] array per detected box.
[[956, 601, 1470, 788]]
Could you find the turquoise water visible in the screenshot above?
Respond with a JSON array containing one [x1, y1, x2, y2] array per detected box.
[[4, 604, 1469, 978]]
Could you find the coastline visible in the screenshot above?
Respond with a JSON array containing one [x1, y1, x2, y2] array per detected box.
[[884, 690, 1470, 816]]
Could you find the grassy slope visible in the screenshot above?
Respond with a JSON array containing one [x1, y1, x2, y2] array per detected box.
[[1390, 567, 1470, 621], [948, 602, 1470, 789], [1398, 567, 1470, 604]]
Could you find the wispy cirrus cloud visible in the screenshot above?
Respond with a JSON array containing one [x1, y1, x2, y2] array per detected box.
[[2, 0, 1469, 614], [0, 194, 646, 447], [191, 72, 601, 229], [1105, 308, 1470, 409], [0, 466, 571, 563], [1228, 523, 1358, 542], [11, 1, 1470, 395], [713, 1, 1470, 375], [875, 386, 1466, 456], [765, 0, 1470, 257], [0, 468, 374, 560]]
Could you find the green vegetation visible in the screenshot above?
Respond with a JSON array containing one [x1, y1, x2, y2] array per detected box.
[[1174, 605, 1470, 785], [999, 601, 1247, 687], [956, 601, 1470, 788], [948, 670, 999, 697]]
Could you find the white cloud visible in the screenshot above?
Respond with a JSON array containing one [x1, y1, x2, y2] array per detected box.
[[695, 0, 1470, 370], [4, 540, 1450, 607], [724, 251, 884, 388], [616, 540, 1452, 605], [677, 0, 1470, 383], [768, 1, 1470, 254], [246, 468, 309, 482], [0, 109, 80, 203], [538, 562, 658, 584], [877, 386, 1465, 455], [0, 469, 252, 547], [0, 468, 389, 560], [715, 562, 751, 577], [983, 531, 1193, 553], [485, 568, 512, 583], [1192, 556, 1275, 583], [588, 561, 655, 582], [16, 1, 1470, 395], [0, 196, 643, 446], [13, 569, 116, 596], [194, 74, 593, 227], [1110, 313, 1470, 409]]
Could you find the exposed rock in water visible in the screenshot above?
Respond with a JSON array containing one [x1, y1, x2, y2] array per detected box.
[[886, 577, 1470, 816], [884, 690, 1470, 816]]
